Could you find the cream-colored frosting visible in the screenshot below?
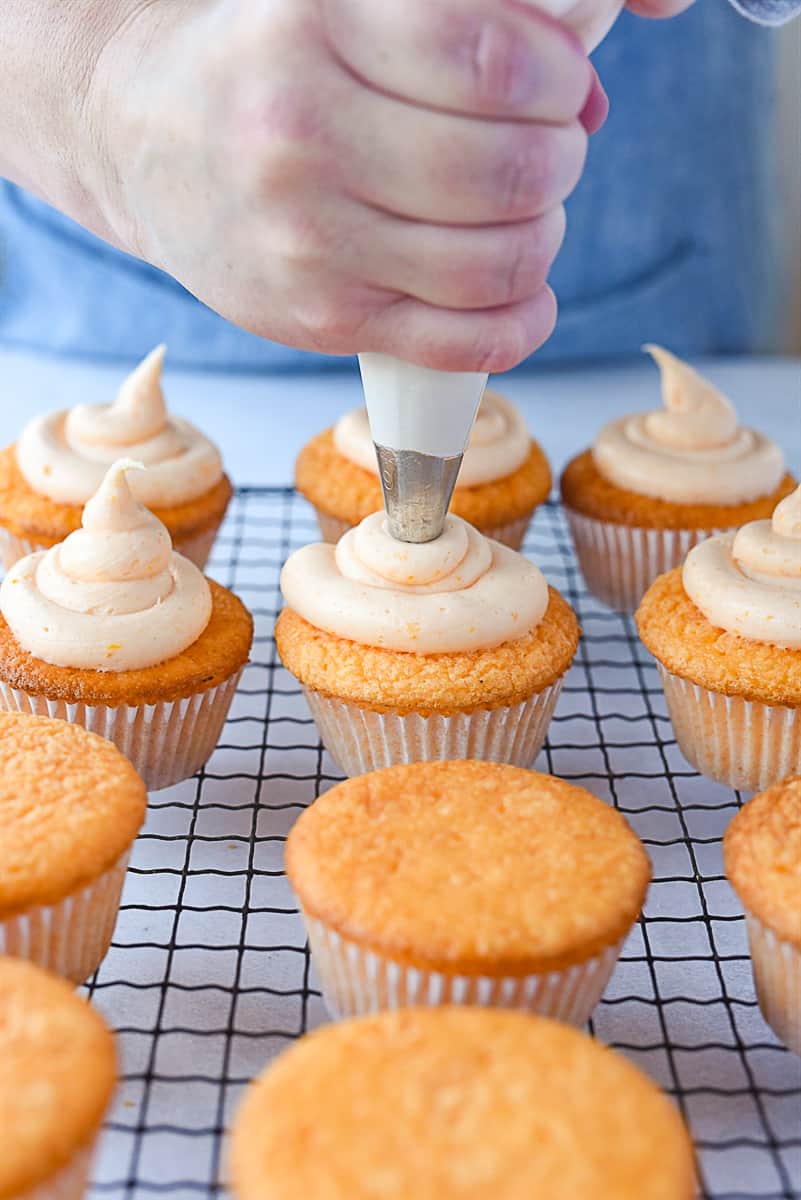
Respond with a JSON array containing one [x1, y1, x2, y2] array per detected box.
[[16, 345, 224, 506], [683, 486, 801, 649], [592, 346, 784, 505], [0, 459, 212, 671], [280, 512, 548, 653], [333, 391, 530, 488]]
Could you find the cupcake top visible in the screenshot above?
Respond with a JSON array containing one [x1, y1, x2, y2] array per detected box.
[[15, 345, 224, 507], [0, 459, 213, 671], [280, 512, 547, 653], [0, 957, 116, 1198], [0, 711, 146, 915], [682, 485, 801, 649], [724, 776, 801, 947], [230, 1007, 696, 1200], [333, 390, 531, 488], [592, 346, 784, 505], [287, 762, 650, 973]]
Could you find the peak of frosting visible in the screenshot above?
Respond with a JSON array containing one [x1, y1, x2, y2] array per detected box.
[[591, 348, 784, 505], [69, 346, 169, 448], [333, 391, 530, 489], [683, 486, 801, 648], [0, 460, 212, 670], [280, 513, 548, 654], [15, 346, 223, 507], [642, 344, 738, 450]]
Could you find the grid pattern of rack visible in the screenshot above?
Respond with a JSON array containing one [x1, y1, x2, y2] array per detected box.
[[82, 487, 801, 1200]]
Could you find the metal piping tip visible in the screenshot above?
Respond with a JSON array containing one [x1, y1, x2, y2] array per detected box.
[[374, 445, 462, 543]]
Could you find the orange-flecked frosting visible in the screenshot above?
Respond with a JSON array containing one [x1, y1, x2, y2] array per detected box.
[[593, 346, 784, 506], [280, 513, 547, 653], [16, 345, 223, 506], [683, 486, 801, 649], [0, 459, 211, 671], [334, 391, 531, 489]]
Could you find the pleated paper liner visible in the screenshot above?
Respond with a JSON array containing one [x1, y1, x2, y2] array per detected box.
[[656, 666, 800, 792], [303, 680, 563, 777], [304, 913, 624, 1026], [0, 853, 129, 984], [564, 508, 726, 613], [745, 913, 801, 1056], [0, 669, 243, 791]]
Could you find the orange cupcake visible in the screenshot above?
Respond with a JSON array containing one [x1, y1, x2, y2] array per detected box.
[[229, 1008, 697, 1200], [637, 488, 801, 791], [1, 957, 116, 1200], [287, 762, 650, 1022], [561, 346, 794, 611], [724, 776, 801, 1055], [0, 711, 145, 982], [276, 512, 579, 775], [0, 459, 252, 790], [296, 390, 551, 549], [0, 345, 232, 571]]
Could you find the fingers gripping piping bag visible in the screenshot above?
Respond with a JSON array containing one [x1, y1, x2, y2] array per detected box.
[[359, 0, 623, 541]]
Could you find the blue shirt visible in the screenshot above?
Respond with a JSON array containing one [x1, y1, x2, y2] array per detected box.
[[0, 1, 796, 370]]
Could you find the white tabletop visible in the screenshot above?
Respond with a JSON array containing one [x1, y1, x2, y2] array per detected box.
[[2, 349, 799, 483]]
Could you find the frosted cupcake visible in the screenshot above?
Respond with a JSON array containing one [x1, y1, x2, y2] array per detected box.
[[0, 958, 116, 1200], [287, 762, 650, 1022], [0, 345, 232, 570], [724, 776, 801, 1055], [0, 711, 145, 983], [637, 487, 801, 791], [276, 513, 579, 776], [230, 1008, 697, 1200], [561, 346, 794, 611], [0, 459, 253, 790], [296, 390, 551, 549]]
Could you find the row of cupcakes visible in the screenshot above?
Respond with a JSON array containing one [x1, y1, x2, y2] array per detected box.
[[296, 343, 794, 610], [2, 733, 797, 1198], [1, 343, 793, 616]]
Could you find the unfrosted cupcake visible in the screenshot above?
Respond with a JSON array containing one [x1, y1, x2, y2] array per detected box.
[[229, 1007, 697, 1200], [0, 459, 253, 790], [287, 761, 650, 1022], [1, 957, 116, 1200], [275, 513, 579, 776], [637, 487, 801, 791], [0, 711, 145, 982], [296, 390, 551, 549], [561, 346, 794, 611], [724, 776, 801, 1055], [0, 345, 232, 570]]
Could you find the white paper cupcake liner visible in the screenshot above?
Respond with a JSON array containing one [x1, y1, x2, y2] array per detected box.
[[303, 914, 623, 1026], [564, 508, 726, 612], [656, 666, 800, 792], [0, 520, 221, 574], [0, 853, 129, 984], [0, 669, 243, 791], [19, 1145, 94, 1200], [745, 913, 801, 1055], [313, 507, 532, 551], [302, 680, 563, 777]]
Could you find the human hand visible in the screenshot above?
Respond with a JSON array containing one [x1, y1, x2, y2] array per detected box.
[[87, 0, 596, 372]]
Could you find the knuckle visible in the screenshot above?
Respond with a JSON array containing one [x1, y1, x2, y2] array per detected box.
[[473, 321, 529, 373], [461, 17, 529, 110]]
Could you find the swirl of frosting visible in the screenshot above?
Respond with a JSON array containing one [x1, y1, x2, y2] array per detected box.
[[682, 486, 801, 648], [16, 345, 224, 507], [333, 390, 530, 488], [0, 460, 212, 670], [592, 345, 784, 504], [280, 512, 548, 653]]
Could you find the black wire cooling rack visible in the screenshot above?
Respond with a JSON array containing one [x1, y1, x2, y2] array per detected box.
[[82, 487, 801, 1200]]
